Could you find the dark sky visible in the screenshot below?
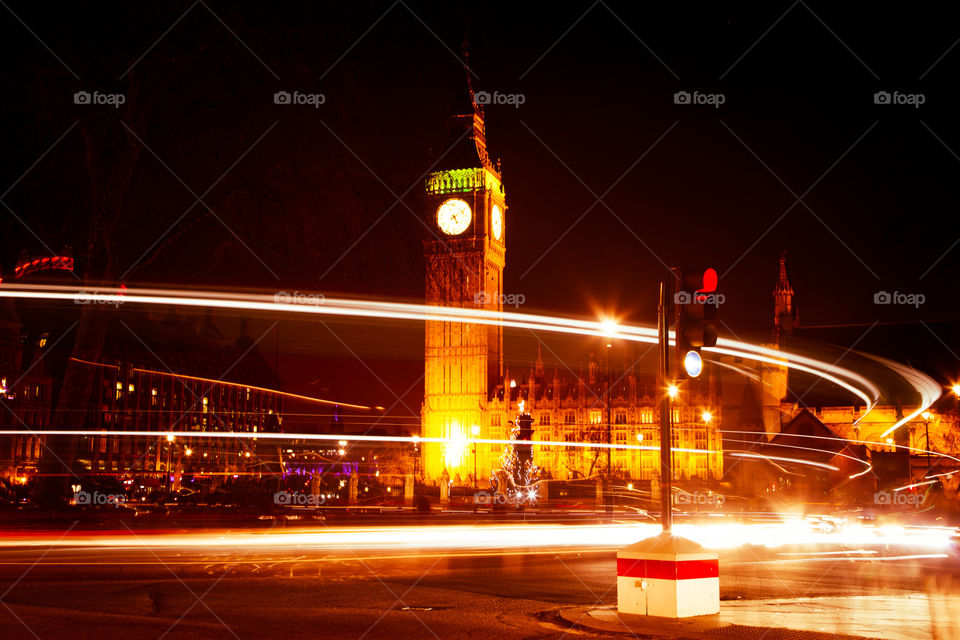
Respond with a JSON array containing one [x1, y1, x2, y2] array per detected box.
[[2, 2, 959, 408]]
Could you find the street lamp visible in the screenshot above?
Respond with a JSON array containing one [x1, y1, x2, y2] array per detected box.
[[701, 411, 712, 424], [471, 424, 480, 492], [667, 384, 679, 399], [599, 315, 617, 519]]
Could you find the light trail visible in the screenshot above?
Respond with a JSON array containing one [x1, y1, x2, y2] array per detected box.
[[0, 520, 952, 553], [868, 353, 944, 438], [70, 357, 375, 411], [0, 429, 884, 473], [728, 452, 839, 471], [0, 284, 932, 418], [720, 428, 960, 479]]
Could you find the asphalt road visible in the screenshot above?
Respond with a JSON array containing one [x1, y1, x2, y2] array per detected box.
[[0, 527, 956, 639]]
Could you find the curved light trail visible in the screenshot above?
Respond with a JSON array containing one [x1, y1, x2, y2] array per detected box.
[[0, 283, 939, 440]]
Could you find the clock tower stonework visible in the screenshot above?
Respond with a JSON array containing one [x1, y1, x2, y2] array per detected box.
[[421, 77, 506, 485]]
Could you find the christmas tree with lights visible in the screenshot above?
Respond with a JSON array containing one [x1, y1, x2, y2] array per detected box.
[[491, 401, 541, 503]]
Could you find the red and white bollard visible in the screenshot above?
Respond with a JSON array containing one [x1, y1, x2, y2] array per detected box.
[[617, 532, 719, 618]]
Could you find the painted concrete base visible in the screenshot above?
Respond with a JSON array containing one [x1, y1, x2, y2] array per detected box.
[[617, 532, 719, 618]]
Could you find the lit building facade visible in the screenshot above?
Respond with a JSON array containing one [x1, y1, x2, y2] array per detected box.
[[0, 297, 52, 482], [485, 353, 723, 485]]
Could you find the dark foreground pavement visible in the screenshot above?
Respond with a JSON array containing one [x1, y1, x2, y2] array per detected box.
[[0, 536, 957, 639]]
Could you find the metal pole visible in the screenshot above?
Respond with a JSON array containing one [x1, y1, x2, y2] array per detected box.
[[658, 280, 673, 533], [606, 343, 613, 517]]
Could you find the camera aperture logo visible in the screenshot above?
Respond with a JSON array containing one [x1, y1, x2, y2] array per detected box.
[[674, 90, 725, 108], [475, 291, 525, 308], [873, 290, 924, 308], [473, 90, 525, 108], [74, 90, 126, 108], [874, 490, 925, 506], [873, 91, 925, 108], [274, 491, 325, 506], [74, 491, 126, 507], [274, 90, 326, 108]]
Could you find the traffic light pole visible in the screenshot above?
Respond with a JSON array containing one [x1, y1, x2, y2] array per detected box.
[[658, 279, 673, 533]]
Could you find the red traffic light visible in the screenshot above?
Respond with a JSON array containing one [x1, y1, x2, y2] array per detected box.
[[681, 267, 718, 294]]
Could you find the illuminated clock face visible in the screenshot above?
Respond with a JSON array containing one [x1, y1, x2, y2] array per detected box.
[[491, 204, 503, 241], [436, 198, 472, 235]]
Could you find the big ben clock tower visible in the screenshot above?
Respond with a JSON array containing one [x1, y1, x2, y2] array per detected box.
[[421, 69, 506, 485]]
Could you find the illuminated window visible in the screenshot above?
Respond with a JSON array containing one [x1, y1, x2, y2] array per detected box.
[[641, 410, 654, 424], [615, 411, 627, 425], [589, 411, 602, 425]]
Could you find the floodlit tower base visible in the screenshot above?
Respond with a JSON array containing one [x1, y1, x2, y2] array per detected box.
[[617, 532, 719, 618]]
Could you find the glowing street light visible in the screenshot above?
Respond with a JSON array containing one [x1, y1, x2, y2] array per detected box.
[[667, 384, 679, 399], [600, 316, 618, 348], [701, 411, 713, 424], [952, 384, 960, 397], [471, 424, 481, 495], [184, 448, 193, 456], [166, 434, 175, 443]]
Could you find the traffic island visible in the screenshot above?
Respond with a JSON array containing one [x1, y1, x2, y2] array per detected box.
[[558, 605, 882, 640]]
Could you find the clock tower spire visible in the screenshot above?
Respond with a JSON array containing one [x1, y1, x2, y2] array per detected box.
[[421, 62, 507, 485]]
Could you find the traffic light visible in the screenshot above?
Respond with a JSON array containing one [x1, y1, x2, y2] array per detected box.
[[674, 267, 719, 378]]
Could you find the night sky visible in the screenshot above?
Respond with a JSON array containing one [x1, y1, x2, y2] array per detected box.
[[2, 2, 959, 408]]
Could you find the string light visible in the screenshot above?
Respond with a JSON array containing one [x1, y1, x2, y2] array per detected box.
[[490, 402, 540, 503]]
